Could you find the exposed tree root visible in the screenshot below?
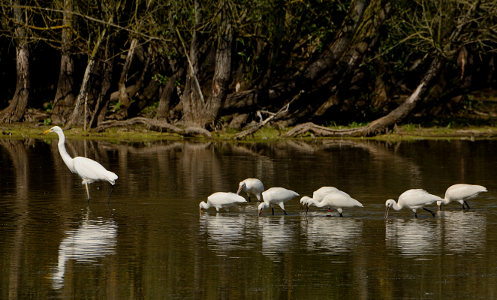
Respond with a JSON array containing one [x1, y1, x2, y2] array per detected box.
[[96, 117, 212, 138]]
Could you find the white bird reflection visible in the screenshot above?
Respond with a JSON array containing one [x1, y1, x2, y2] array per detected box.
[[259, 216, 294, 261], [385, 219, 441, 257], [51, 210, 117, 290], [439, 211, 486, 254], [199, 214, 253, 253], [302, 216, 363, 254]]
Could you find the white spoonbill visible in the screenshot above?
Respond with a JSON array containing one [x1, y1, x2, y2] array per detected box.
[[385, 189, 442, 219], [258, 187, 299, 216], [301, 186, 350, 211], [437, 184, 487, 210], [43, 126, 118, 203], [304, 192, 363, 217], [237, 178, 264, 202], [200, 192, 247, 213]]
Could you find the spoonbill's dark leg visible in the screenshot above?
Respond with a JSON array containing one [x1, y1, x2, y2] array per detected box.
[[271, 207, 275, 215], [248, 195, 251, 202], [414, 212, 418, 218], [339, 212, 343, 217], [283, 209, 288, 215], [85, 183, 91, 204], [464, 201, 470, 210], [423, 207, 436, 217]]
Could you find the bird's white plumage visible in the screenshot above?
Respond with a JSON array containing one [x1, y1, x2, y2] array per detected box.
[[385, 189, 441, 219], [43, 126, 118, 201], [437, 183, 487, 209], [306, 191, 363, 216], [258, 187, 299, 215], [200, 192, 247, 212], [312, 186, 349, 202], [237, 178, 264, 202]]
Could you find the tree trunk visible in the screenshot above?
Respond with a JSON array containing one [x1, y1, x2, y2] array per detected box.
[[90, 38, 113, 128], [51, 0, 75, 125], [116, 38, 138, 119], [65, 25, 107, 129], [204, 3, 233, 128], [286, 57, 442, 137], [180, 0, 205, 127], [156, 66, 184, 120], [0, 1, 30, 123]]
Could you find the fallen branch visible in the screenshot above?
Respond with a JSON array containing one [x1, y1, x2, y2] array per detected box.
[[95, 117, 212, 138], [286, 58, 442, 138], [234, 91, 304, 140]]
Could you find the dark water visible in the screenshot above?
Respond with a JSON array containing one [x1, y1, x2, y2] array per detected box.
[[1, 137, 497, 299]]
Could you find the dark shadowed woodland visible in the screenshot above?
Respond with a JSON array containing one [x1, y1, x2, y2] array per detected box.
[[0, 0, 496, 137]]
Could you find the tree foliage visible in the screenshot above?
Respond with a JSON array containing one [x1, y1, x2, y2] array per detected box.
[[0, 0, 495, 134]]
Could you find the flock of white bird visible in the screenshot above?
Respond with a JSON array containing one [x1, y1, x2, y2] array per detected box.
[[200, 178, 488, 219], [43, 126, 488, 218]]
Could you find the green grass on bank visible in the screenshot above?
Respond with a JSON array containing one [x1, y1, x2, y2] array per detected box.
[[2, 122, 497, 142]]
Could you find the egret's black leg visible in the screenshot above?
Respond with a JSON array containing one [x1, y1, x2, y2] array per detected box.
[[423, 207, 436, 217]]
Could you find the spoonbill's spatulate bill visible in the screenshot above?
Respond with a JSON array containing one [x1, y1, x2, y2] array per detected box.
[[258, 187, 299, 216], [385, 189, 442, 219], [237, 178, 264, 202], [43, 126, 118, 203], [437, 184, 488, 210], [200, 192, 247, 213]]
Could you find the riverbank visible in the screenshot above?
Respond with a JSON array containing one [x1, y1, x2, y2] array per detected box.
[[2, 122, 497, 142]]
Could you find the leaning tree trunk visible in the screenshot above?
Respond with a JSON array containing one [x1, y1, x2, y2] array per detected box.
[[65, 25, 107, 130], [116, 38, 138, 119], [50, 0, 75, 125], [285, 57, 442, 137], [0, 1, 30, 123]]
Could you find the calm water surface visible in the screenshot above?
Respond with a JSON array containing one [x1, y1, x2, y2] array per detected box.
[[1, 137, 497, 299]]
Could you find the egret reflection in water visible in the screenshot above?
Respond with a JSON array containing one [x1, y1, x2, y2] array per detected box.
[[302, 216, 363, 254], [51, 208, 117, 290]]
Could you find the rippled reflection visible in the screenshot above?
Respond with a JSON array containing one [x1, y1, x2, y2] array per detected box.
[[51, 208, 117, 290], [301, 216, 363, 254], [385, 219, 441, 257], [199, 213, 255, 253], [259, 217, 295, 261], [439, 211, 486, 254]]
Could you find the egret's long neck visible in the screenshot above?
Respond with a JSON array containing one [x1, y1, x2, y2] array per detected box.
[[55, 131, 75, 172]]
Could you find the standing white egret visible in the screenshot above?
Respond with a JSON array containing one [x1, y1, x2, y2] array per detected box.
[[258, 187, 299, 216], [237, 178, 264, 202], [304, 191, 363, 217], [437, 184, 487, 210], [43, 126, 118, 203], [199, 192, 247, 213], [385, 189, 442, 219]]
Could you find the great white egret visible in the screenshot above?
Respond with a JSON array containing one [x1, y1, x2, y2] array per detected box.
[[237, 178, 264, 202], [437, 183, 487, 210], [303, 191, 363, 217], [199, 192, 247, 213], [258, 187, 299, 216], [385, 189, 442, 219], [43, 126, 118, 203]]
